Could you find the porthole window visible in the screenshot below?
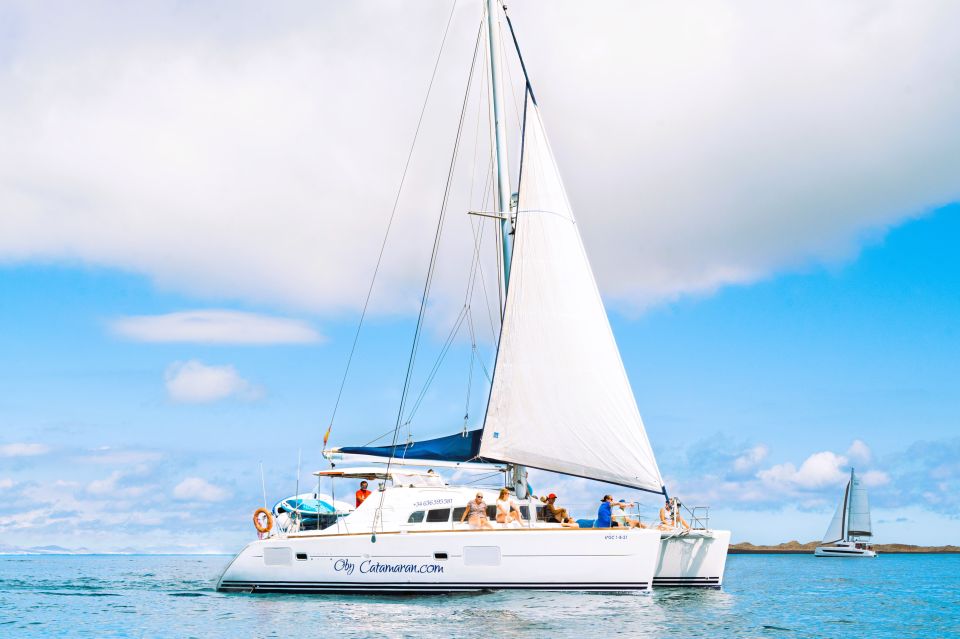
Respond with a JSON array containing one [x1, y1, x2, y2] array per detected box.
[[407, 511, 425, 523]]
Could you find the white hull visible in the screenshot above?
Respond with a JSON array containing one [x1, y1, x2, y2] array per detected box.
[[814, 541, 877, 558], [218, 527, 663, 593], [654, 529, 731, 588]]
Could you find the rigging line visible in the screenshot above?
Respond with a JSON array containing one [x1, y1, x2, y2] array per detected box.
[[358, 426, 401, 448], [467, 119, 499, 341], [471, 23, 501, 343], [372, 18, 485, 538], [481, 4, 504, 320], [404, 168, 490, 424], [403, 306, 468, 422], [395, 21, 482, 429], [463, 336, 475, 425], [403, 60, 492, 425], [475, 157, 499, 342], [496, 8, 525, 131], [405, 229, 484, 423], [464, 472, 504, 485], [465, 23, 498, 342], [323, 0, 460, 442], [467, 42, 486, 211], [501, 3, 538, 105]]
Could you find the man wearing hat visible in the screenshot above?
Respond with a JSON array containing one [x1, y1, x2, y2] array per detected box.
[[595, 494, 634, 528], [541, 493, 566, 524]]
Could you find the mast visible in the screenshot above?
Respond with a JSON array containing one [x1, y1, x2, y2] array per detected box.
[[841, 469, 852, 541], [486, 0, 513, 310], [485, 0, 527, 499]]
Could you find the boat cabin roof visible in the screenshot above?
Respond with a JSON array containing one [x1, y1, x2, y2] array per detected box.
[[312, 466, 445, 487]]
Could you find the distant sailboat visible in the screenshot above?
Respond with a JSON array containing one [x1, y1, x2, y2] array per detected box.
[[814, 469, 876, 558]]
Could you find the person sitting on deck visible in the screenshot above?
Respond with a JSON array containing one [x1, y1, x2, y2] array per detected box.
[[541, 493, 564, 523], [355, 481, 372, 508], [595, 494, 634, 528], [659, 498, 690, 531], [496, 488, 523, 525], [540, 493, 578, 527], [612, 499, 647, 529], [460, 492, 494, 529]]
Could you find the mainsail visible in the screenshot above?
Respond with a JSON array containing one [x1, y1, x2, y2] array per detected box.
[[479, 93, 665, 493], [846, 470, 872, 537]]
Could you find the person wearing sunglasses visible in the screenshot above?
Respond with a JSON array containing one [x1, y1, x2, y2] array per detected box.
[[460, 492, 494, 529]]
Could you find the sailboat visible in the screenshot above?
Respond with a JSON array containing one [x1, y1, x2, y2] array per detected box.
[[814, 469, 876, 558], [217, 0, 729, 594]]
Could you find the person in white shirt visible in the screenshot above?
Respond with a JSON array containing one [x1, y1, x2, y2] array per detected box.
[[495, 488, 524, 525]]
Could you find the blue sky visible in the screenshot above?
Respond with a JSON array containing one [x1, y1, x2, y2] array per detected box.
[[2, 203, 958, 550], [2, 1, 959, 551]]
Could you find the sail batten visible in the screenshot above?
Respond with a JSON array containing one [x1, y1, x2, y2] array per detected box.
[[478, 93, 664, 493]]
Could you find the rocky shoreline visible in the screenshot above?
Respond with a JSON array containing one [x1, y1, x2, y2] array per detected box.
[[731, 541, 960, 554]]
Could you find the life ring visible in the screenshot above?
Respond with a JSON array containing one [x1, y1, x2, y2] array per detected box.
[[253, 508, 273, 534]]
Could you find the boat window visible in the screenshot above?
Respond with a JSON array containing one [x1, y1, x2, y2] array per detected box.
[[486, 505, 497, 519], [520, 506, 543, 519], [452, 507, 466, 522], [407, 511, 425, 523], [426, 508, 451, 523]]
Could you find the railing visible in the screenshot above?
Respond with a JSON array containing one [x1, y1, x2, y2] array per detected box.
[[684, 505, 710, 531]]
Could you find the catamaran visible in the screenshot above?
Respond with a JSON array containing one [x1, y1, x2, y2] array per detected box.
[[814, 469, 876, 558], [217, 0, 729, 594]]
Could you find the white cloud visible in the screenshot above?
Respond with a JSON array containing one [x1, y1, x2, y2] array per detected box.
[[0, 2, 957, 313], [86, 471, 123, 496], [733, 444, 769, 473], [172, 477, 230, 502], [86, 470, 154, 498], [78, 448, 163, 466], [861, 470, 891, 488], [0, 478, 15, 490], [164, 360, 262, 403], [0, 443, 50, 457], [847, 439, 872, 464], [758, 451, 849, 489], [111, 310, 322, 345]]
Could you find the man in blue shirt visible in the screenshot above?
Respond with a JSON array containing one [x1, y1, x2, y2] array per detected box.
[[595, 494, 633, 528]]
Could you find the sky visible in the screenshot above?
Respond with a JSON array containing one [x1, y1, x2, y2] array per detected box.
[[1, 0, 959, 552]]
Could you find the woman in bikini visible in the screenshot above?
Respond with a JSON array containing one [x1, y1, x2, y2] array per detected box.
[[495, 488, 523, 525]]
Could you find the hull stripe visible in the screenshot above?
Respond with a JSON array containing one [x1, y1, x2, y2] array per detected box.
[[218, 580, 650, 593]]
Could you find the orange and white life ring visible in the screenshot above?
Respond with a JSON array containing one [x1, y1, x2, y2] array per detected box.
[[253, 508, 273, 534]]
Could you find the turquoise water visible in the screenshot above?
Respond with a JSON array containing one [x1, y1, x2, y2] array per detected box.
[[1, 554, 957, 638]]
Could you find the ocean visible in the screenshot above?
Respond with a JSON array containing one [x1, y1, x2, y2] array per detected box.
[[1, 553, 957, 638]]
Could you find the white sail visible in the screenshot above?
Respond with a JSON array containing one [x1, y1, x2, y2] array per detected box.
[[821, 481, 848, 543], [846, 470, 872, 537], [479, 94, 664, 493]]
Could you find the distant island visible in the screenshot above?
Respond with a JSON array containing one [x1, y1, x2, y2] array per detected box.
[[731, 541, 960, 554]]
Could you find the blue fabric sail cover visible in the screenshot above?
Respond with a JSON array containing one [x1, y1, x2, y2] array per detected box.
[[338, 429, 484, 462]]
